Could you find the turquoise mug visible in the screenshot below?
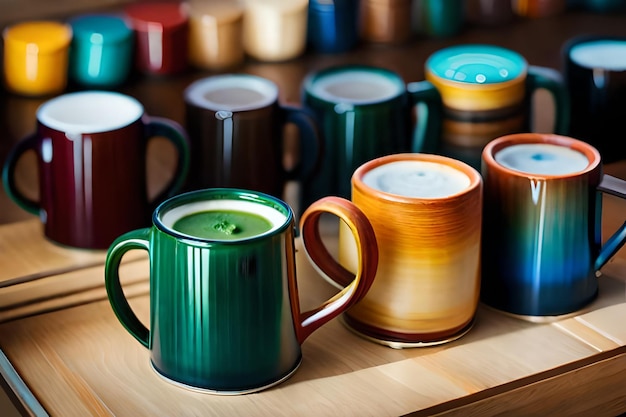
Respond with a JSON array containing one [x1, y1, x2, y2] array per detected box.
[[481, 133, 626, 319], [411, 44, 570, 169], [301, 64, 438, 210], [68, 14, 134, 88], [105, 188, 378, 394]]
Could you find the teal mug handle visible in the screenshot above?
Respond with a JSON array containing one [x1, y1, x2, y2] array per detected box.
[[526, 65, 571, 135], [2, 133, 40, 215], [406, 80, 443, 154], [145, 117, 190, 209], [105, 228, 152, 347]]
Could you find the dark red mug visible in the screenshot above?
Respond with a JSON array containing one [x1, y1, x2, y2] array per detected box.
[[2, 90, 190, 249], [184, 74, 320, 202]]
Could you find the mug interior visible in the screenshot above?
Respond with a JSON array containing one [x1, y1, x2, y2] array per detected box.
[[185, 74, 278, 111], [484, 134, 601, 177], [157, 189, 290, 242], [37, 91, 143, 133], [354, 153, 481, 201], [305, 66, 405, 104], [569, 39, 626, 71], [426, 44, 526, 85]]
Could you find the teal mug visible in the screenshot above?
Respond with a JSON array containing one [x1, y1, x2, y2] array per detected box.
[[105, 188, 378, 394], [411, 44, 570, 169], [68, 14, 134, 88], [301, 64, 438, 210]]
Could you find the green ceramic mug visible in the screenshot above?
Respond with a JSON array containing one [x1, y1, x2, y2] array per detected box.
[[301, 64, 438, 210], [105, 188, 378, 394]]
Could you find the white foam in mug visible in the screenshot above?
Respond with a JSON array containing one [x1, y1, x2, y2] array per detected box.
[[362, 160, 471, 198], [185, 74, 277, 111], [495, 143, 589, 175], [570, 40, 626, 71], [310, 70, 404, 104]]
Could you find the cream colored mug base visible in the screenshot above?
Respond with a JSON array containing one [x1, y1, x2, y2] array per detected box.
[[339, 316, 475, 349]]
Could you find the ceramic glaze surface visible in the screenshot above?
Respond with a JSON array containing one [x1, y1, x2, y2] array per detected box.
[[105, 189, 378, 393], [480, 134, 615, 317], [338, 154, 482, 346], [2, 91, 190, 249], [184, 75, 319, 197], [69, 15, 134, 87], [301, 65, 431, 208]]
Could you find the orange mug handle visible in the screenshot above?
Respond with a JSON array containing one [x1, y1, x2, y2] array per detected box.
[[294, 196, 378, 343]]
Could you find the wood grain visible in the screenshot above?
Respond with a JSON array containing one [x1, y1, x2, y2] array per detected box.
[[1, 235, 626, 416]]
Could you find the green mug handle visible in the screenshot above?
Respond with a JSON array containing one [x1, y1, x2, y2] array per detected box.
[[2, 133, 40, 215], [526, 65, 571, 135], [105, 228, 152, 347], [406, 81, 443, 154], [145, 117, 190, 209]]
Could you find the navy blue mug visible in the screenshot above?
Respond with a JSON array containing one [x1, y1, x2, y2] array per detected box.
[[307, 0, 360, 53]]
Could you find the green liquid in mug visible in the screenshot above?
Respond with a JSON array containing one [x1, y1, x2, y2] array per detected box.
[[172, 210, 273, 240]]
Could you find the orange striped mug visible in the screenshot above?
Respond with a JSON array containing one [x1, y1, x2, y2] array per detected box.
[[336, 153, 483, 348]]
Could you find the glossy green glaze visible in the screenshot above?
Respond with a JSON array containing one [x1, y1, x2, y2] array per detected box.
[[106, 189, 300, 393], [105, 189, 380, 394]]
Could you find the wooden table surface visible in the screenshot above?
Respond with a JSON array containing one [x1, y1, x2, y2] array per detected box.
[[2, 6, 626, 417]]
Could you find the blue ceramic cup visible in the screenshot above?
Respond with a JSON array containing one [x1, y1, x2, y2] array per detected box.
[[307, 0, 360, 53], [410, 44, 570, 169], [68, 14, 134, 88], [481, 133, 626, 319]]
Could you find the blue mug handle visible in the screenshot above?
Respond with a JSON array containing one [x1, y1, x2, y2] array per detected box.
[[595, 175, 626, 270]]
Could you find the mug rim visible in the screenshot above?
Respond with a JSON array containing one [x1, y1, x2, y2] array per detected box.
[[37, 90, 144, 134], [563, 35, 626, 71], [184, 74, 278, 112], [302, 64, 406, 106], [425, 43, 528, 87], [153, 188, 293, 244], [482, 133, 601, 179], [352, 153, 482, 203]]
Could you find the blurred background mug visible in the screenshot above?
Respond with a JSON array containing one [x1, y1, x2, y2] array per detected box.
[[124, 1, 189, 75], [185, 0, 245, 70], [68, 14, 134, 88], [337, 153, 483, 347], [411, 44, 570, 169], [242, 0, 308, 62], [307, 0, 360, 53], [184, 74, 320, 203], [481, 133, 626, 319], [562, 35, 626, 163], [2, 20, 72, 96], [301, 65, 438, 210], [105, 188, 378, 393], [2, 91, 190, 249]]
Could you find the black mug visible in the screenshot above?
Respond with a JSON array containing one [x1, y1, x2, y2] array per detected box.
[[563, 35, 626, 162]]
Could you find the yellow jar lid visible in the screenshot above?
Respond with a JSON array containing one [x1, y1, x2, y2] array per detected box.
[[3, 21, 72, 53]]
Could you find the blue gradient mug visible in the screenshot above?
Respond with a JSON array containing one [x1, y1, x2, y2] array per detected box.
[[481, 133, 626, 319]]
